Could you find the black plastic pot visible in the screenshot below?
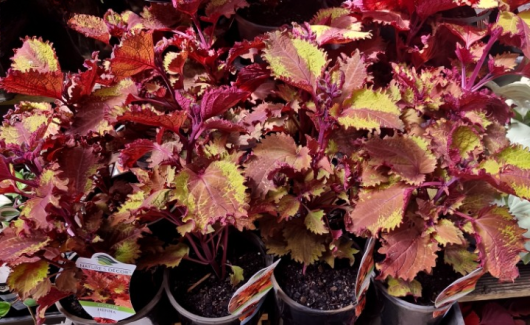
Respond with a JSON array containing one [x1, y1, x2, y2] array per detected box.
[[375, 280, 452, 325], [55, 273, 164, 325], [164, 232, 269, 325], [271, 273, 358, 325]]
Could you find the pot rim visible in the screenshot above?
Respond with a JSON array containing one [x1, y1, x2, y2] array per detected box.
[[56, 271, 164, 324], [374, 279, 448, 313], [271, 267, 357, 315], [163, 269, 241, 323]]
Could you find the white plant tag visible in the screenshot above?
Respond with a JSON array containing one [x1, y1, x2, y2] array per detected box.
[[75, 253, 136, 323], [228, 259, 280, 324]]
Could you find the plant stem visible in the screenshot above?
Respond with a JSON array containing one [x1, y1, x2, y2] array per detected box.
[[183, 255, 209, 265], [220, 226, 229, 279], [192, 15, 208, 49], [455, 211, 476, 223], [185, 233, 208, 261], [466, 30, 501, 90]]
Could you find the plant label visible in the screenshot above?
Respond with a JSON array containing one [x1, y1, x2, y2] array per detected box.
[[354, 238, 376, 316], [228, 259, 280, 324], [75, 253, 137, 323], [433, 267, 485, 317]]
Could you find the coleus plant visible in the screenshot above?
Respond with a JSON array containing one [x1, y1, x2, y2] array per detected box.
[[0, 0, 266, 323], [335, 0, 530, 299]]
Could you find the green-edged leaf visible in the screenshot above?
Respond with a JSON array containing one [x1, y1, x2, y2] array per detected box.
[[263, 31, 327, 92], [246, 133, 311, 199], [229, 265, 244, 287], [68, 14, 111, 44], [433, 219, 465, 246], [348, 184, 412, 236], [0, 229, 49, 263], [497, 144, 530, 170], [7, 261, 49, 298], [11, 38, 60, 73], [335, 50, 368, 103], [304, 209, 328, 234], [387, 277, 422, 298], [283, 221, 326, 266], [338, 89, 403, 131], [472, 206, 526, 281], [278, 195, 300, 221], [449, 125, 482, 161], [173, 161, 248, 231], [364, 135, 436, 185], [330, 237, 359, 267], [444, 245, 479, 275]]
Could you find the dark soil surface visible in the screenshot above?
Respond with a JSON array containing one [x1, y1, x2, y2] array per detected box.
[[276, 259, 359, 310], [402, 262, 462, 306], [238, 0, 325, 27], [171, 251, 265, 318], [61, 269, 163, 319]]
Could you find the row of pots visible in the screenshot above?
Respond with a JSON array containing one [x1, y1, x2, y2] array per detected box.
[[55, 272, 463, 325]]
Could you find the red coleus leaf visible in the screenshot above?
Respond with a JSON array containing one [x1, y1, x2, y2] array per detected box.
[[0, 228, 50, 264], [117, 105, 188, 132], [67, 54, 102, 101], [377, 222, 440, 281], [203, 119, 247, 132], [110, 31, 156, 78], [120, 139, 178, 168], [36, 287, 71, 325], [235, 64, 271, 93], [335, 50, 368, 103], [200, 86, 249, 120], [130, 4, 186, 31], [246, 133, 312, 199], [440, 23, 487, 49], [69, 79, 137, 135], [51, 144, 102, 200], [1, 70, 63, 99], [226, 38, 266, 66], [172, 0, 203, 16], [472, 206, 526, 282], [364, 135, 437, 185], [347, 183, 413, 236], [204, 0, 249, 23], [309, 9, 371, 46], [68, 14, 111, 44], [20, 169, 68, 230]]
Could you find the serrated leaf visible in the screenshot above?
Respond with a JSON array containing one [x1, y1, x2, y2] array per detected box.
[[263, 31, 327, 92], [164, 51, 188, 75], [278, 195, 300, 221], [336, 50, 367, 103], [229, 265, 244, 287], [246, 133, 311, 199], [110, 31, 155, 78], [68, 15, 111, 44], [348, 184, 412, 236], [310, 17, 371, 46], [0, 110, 53, 147], [200, 86, 249, 120], [55, 145, 101, 200], [12, 38, 60, 73], [1, 70, 63, 99], [434, 219, 465, 246], [283, 221, 326, 266], [0, 228, 50, 263], [449, 125, 482, 161], [472, 206, 526, 281], [173, 161, 248, 231], [305, 209, 328, 234], [496, 167, 530, 200], [172, 0, 202, 16], [387, 277, 422, 298], [139, 243, 189, 269], [497, 144, 530, 170], [444, 245, 479, 275], [118, 105, 187, 132], [330, 237, 359, 266], [35, 287, 70, 324], [364, 135, 436, 185], [204, 0, 249, 23], [338, 89, 403, 131], [378, 224, 439, 281], [7, 261, 49, 298]]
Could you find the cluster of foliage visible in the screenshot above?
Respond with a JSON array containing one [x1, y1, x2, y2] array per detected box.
[[0, 0, 530, 322], [461, 298, 530, 325]]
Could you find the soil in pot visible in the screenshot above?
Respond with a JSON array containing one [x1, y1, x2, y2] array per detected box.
[[401, 262, 461, 306], [170, 238, 266, 318], [237, 0, 324, 27], [276, 258, 359, 310], [60, 268, 163, 319]]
